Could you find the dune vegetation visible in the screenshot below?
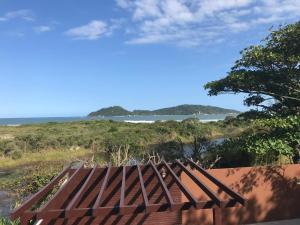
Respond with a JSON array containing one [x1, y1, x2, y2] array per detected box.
[[1, 20, 300, 224]]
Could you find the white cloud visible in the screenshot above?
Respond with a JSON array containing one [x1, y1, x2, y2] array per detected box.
[[34, 26, 52, 33], [65, 20, 108, 40], [116, 0, 300, 46], [0, 9, 34, 22], [65, 19, 123, 40]]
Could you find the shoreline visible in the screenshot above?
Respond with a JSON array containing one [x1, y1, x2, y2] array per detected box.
[[124, 119, 221, 124], [0, 114, 232, 126]]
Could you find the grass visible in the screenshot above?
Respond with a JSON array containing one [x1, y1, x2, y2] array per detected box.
[[0, 217, 19, 225], [0, 148, 94, 198], [0, 148, 91, 170]]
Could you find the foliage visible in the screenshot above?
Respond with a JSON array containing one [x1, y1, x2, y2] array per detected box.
[[208, 116, 300, 167], [237, 110, 271, 120], [205, 140, 255, 168], [250, 116, 300, 163], [0, 119, 245, 161], [0, 217, 19, 225], [203, 21, 300, 168], [0, 119, 249, 198], [2, 162, 63, 198], [205, 21, 300, 115], [0, 141, 21, 159]]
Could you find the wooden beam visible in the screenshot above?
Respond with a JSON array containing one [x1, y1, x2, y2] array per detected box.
[[136, 164, 149, 212], [162, 160, 198, 207], [213, 208, 222, 225], [119, 166, 126, 213], [37, 165, 84, 218], [149, 161, 175, 210], [92, 166, 111, 212], [65, 167, 98, 216], [187, 159, 246, 205], [176, 160, 222, 207], [11, 166, 71, 220]]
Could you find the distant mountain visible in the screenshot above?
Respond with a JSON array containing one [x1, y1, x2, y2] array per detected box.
[[88, 106, 131, 117], [88, 104, 240, 117]]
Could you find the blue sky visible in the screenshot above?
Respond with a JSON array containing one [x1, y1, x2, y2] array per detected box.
[[1, 0, 300, 117]]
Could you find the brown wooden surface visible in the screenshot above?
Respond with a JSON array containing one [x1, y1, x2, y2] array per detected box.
[[182, 164, 300, 225], [11, 160, 246, 225]]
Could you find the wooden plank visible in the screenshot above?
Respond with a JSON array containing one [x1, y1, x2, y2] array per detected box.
[[149, 161, 175, 210], [213, 208, 223, 225], [37, 164, 84, 218], [136, 164, 149, 212], [162, 160, 198, 207], [176, 160, 222, 207], [187, 159, 246, 205], [11, 166, 70, 220], [65, 167, 98, 216], [119, 166, 126, 213], [92, 167, 111, 210]]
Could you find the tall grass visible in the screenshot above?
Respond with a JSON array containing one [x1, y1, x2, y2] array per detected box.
[[0, 217, 19, 225]]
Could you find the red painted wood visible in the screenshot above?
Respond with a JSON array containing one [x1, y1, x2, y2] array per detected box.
[[11, 161, 246, 225]]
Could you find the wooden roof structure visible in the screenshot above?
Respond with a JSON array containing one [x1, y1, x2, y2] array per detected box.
[[11, 159, 246, 225]]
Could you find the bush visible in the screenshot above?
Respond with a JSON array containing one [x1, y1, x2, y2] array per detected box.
[[205, 138, 255, 168], [207, 116, 300, 167], [0, 141, 21, 158], [0, 217, 19, 225], [11, 151, 22, 160]]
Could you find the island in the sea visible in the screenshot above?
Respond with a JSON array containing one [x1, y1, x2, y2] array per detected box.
[[88, 104, 240, 117]]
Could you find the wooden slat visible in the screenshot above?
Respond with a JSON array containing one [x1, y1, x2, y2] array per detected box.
[[45, 200, 214, 219], [149, 161, 174, 210], [187, 159, 246, 205], [119, 166, 126, 213], [213, 208, 223, 225], [162, 160, 198, 207], [136, 164, 149, 211], [13, 161, 246, 222], [65, 167, 98, 216], [93, 166, 111, 209], [37, 165, 84, 216], [11, 166, 70, 220], [176, 160, 222, 207]]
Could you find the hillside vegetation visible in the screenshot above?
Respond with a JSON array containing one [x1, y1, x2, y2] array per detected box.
[[88, 104, 240, 117]]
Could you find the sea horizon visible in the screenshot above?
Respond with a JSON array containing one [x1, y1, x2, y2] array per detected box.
[[0, 113, 235, 126]]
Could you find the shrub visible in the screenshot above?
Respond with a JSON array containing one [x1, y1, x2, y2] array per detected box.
[[0, 217, 19, 225], [11, 151, 22, 160]]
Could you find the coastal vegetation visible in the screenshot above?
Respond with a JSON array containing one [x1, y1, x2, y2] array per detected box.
[[0, 119, 248, 198], [0, 21, 299, 223], [88, 104, 240, 117]]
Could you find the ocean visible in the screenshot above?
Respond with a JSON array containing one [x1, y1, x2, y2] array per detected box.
[[0, 114, 233, 126]]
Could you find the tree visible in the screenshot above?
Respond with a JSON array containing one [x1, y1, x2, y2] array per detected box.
[[205, 21, 300, 115]]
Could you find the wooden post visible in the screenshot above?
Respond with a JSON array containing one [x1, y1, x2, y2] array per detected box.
[[213, 208, 222, 225]]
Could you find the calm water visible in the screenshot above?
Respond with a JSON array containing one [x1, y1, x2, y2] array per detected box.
[[0, 191, 12, 217], [0, 114, 233, 126]]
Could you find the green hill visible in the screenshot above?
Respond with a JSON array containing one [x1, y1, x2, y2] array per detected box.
[[88, 106, 131, 117], [88, 104, 240, 117]]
